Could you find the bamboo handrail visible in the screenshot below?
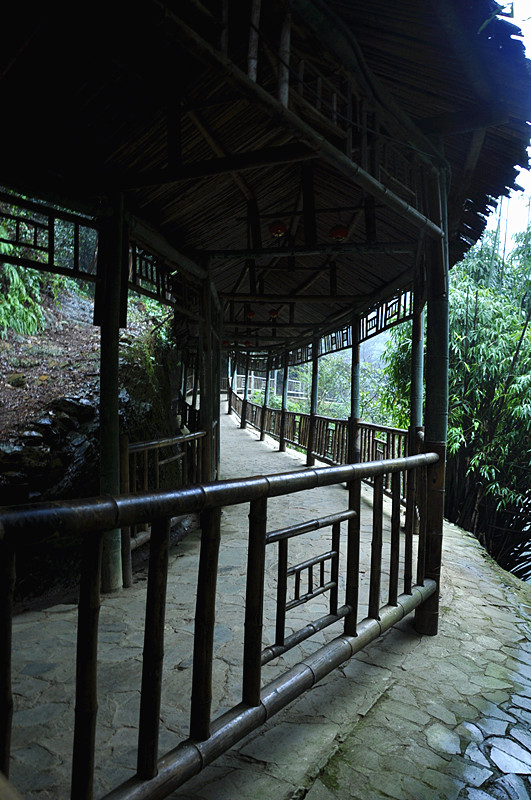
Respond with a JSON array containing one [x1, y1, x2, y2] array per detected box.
[[1, 450, 438, 800]]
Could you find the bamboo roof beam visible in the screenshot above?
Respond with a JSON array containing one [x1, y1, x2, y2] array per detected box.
[[154, 1, 446, 240]]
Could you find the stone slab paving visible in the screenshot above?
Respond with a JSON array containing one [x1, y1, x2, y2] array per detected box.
[[7, 408, 531, 800]]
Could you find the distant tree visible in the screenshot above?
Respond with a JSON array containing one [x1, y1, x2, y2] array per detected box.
[[381, 231, 531, 536]]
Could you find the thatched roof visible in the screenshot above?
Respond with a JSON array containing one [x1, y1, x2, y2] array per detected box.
[[1, 0, 530, 352]]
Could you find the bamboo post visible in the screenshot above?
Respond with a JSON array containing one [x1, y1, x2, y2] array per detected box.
[[344, 475, 360, 636], [248, 0, 261, 82], [368, 475, 383, 619], [71, 531, 104, 800], [99, 195, 125, 593], [306, 336, 319, 466], [241, 351, 250, 429], [279, 356, 289, 451], [0, 536, 15, 778], [137, 516, 171, 779], [330, 521, 340, 615], [243, 497, 267, 706], [278, 12, 291, 107], [405, 289, 425, 538], [348, 314, 361, 464], [120, 434, 133, 589], [415, 167, 449, 636], [389, 471, 401, 605], [260, 356, 271, 440], [228, 351, 237, 415], [190, 507, 222, 741], [275, 537, 288, 646]]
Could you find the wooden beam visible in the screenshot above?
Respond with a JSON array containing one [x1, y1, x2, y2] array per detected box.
[[221, 293, 364, 304], [197, 241, 416, 259], [118, 144, 318, 189]]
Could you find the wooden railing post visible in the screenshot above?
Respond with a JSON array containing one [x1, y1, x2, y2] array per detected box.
[[190, 507, 222, 741], [306, 337, 319, 466], [279, 356, 289, 452], [137, 517, 171, 779], [71, 531, 104, 800], [119, 434, 133, 589], [260, 356, 271, 441], [0, 536, 15, 779], [243, 497, 267, 706], [415, 167, 449, 636]]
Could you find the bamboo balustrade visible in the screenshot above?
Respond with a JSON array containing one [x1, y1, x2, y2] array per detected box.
[[0, 451, 437, 800], [231, 389, 409, 500]]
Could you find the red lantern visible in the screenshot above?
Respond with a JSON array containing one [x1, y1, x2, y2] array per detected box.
[[330, 224, 348, 241], [269, 220, 287, 238], [245, 309, 255, 319], [244, 340, 251, 347], [222, 340, 229, 346], [269, 308, 279, 318]]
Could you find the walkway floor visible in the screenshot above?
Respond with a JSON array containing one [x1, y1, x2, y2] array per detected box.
[[8, 408, 531, 800]]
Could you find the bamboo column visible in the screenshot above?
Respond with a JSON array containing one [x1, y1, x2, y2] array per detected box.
[[98, 195, 125, 594], [200, 276, 214, 480], [190, 507, 222, 740], [137, 517, 171, 779], [71, 531, 104, 800], [243, 497, 267, 706], [248, 0, 261, 82], [0, 536, 15, 778], [119, 434, 133, 589], [306, 336, 319, 466], [348, 314, 361, 465], [228, 350, 237, 415], [279, 354, 289, 451], [260, 355, 271, 440], [405, 289, 425, 539], [278, 13, 291, 107], [241, 351, 250, 429], [415, 167, 449, 636]]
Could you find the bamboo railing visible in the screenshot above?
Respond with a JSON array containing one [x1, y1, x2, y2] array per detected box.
[[231, 390, 409, 498], [0, 451, 437, 800]]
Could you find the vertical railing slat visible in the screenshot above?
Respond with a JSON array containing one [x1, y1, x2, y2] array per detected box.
[[71, 531, 104, 800], [243, 497, 267, 706], [190, 507, 222, 741], [368, 475, 383, 619], [275, 538, 288, 646], [344, 477, 360, 635], [389, 471, 401, 606], [330, 521, 340, 615], [0, 536, 15, 778], [137, 517, 171, 779]]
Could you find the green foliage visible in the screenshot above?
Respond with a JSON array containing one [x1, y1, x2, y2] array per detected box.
[[381, 227, 531, 533], [0, 252, 46, 338]]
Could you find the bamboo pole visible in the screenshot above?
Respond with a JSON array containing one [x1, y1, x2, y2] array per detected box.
[[278, 13, 291, 107], [71, 531, 104, 800], [260, 356, 271, 440], [137, 517, 171, 779], [0, 536, 15, 778], [275, 537, 288, 645], [306, 336, 319, 466], [243, 497, 267, 706], [279, 356, 289, 452], [248, 0, 261, 82], [344, 474, 360, 636], [415, 167, 449, 636], [99, 195, 125, 593], [241, 351, 250, 430], [368, 474, 383, 619], [190, 507, 222, 741], [389, 471, 401, 605], [120, 434, 133, 589]]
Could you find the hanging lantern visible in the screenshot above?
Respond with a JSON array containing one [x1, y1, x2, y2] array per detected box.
[[244, 340, 251, 347], [245, 309, 255, 319], [330, 224, 348, 241], [269, 220, 287, 238], [269, 308, 279, 318], [222, 340, 229, 347]]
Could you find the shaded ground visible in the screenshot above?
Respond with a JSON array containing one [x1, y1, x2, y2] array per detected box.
[[0, 290, 100, 438]]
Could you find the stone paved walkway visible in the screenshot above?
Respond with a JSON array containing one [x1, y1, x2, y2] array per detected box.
[[7, 407, 531, 800]]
